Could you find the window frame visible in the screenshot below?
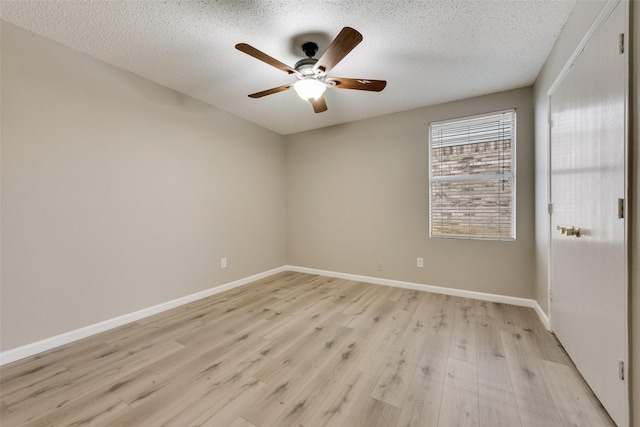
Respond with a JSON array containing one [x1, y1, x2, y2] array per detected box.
[[428, 109, 517, 241]]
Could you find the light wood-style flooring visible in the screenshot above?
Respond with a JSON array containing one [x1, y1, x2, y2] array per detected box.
[[0, 272, 616, 426]]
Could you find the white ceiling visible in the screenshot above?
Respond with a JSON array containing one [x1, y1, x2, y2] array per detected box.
[[1, 0, 576, 135]]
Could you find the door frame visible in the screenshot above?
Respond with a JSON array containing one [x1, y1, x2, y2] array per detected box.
[[546, 0, 630, 424]]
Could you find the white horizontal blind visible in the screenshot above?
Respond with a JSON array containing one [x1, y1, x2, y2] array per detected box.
[[429, 110, 516, 240]]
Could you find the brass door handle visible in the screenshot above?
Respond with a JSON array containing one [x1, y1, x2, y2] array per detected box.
[[556, 226, 581, 238]]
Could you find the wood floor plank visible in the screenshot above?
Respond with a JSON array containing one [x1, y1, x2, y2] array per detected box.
[[371, 318, 429, 408], [473, 299, 497, 319], [0, 400, 11, 422], [254, 321, 354, 385], [2, 339, 185, 424], [22, 388, 131, 427], [63, 338, 184, 374], [478, 384, 521, 427], [175, 299, 281, 347], [341, 283, 380, 316], [428, 294, 456, 336], [437, 358, 479, 427], [265, 329, 366, 426], [345, 287, 398, 330], [396, 288, 423, 315], [113, 332, 268, 418], [326, 280, 374, 306], [307, 369, 378, 427], [518, 308, 572, 365], [395, 333, 449, 427], [162, 374, 269, 426], [109, 353, 270, 426], [539, 359, 616, 427], [5, 366, 156, 425], [0, 335, 109, 387], [103, 303, 221, 346], [355, 397, 401, 427], [237, 378, 299, 426], [228, 416, 258, 427], [449, 298, 477, 363], [355, 309, 412, 376], [0, 361, 71, 401], [500, 330, 565, 427], [267, 281, 334, 315], [146, 317, 273, 378], [411, 291, 438, 322], [0, 272, 615, 427], [243, 327, 359, 426], [288, 292, 343, 323], [475, 316, 513, 392], [492, 302, 522, 331]]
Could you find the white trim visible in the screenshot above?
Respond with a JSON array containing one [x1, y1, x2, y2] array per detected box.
[[286, 265, 551, 330], [546, 2, 629, 424], [547, 0, 621, 97], [0, 266, 287, 366], [545, 0, 625, 344], [533, 300, 551, 331], [0, 264, 553, 366]]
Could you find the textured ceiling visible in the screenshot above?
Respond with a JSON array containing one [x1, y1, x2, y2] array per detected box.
[[0, 0, 576, 135]]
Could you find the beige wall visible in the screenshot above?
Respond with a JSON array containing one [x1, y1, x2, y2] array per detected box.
[[286, 87, 535, 298], [0, 22, 287, 352]]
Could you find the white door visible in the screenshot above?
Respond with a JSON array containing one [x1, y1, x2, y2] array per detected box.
[[550, 2, 627, 426]]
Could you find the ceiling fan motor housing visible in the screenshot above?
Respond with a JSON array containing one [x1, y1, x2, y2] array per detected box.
[[294, 57, 318, 76], [295, 42, 322, 77]]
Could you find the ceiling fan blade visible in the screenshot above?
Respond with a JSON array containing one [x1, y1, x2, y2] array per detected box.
[[248, 84, 292, 98], [235, 43, 300, 76], [313, 27, 363, 74], [311, 97, 328, 113], [326, 77, 387, 92]]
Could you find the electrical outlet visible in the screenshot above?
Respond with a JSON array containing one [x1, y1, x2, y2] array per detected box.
[[377, 262, 383, 271], [221, 258, 227, 268], [417, 257, 424, 268]]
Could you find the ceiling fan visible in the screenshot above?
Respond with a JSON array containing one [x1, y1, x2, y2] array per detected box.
[[235, 27, 386, 113]]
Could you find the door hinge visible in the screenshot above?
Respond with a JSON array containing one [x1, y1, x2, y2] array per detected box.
[[618, 198, 624, 219], [618, 360, 625, 380], [619, 33, 624, 54], [547, 203, 553, 215]]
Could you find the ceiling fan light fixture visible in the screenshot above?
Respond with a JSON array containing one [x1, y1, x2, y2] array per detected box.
[[293, 78, 326, 101]]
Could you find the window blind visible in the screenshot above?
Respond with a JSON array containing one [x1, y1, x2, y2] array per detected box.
[[429, 110, 516, 240]]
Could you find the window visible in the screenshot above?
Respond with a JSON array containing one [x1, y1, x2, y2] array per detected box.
[[429, 110, 516, 240]]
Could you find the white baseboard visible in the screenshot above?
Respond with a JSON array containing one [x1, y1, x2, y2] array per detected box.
[[286, 265, 552, 330], [1, 264, 552, 366], [532, 301, 551, 330], [0, 266, 288, 366]]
